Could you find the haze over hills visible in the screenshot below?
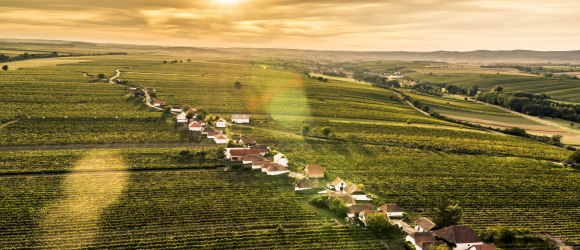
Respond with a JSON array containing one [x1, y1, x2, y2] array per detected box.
[[2, 38, 580, 64]]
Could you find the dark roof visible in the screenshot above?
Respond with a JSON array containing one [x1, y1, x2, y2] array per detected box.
[[202, 127, 217, 133], [379, 203, 402, 213], [474, 243, 497, 250], [416, 217, 438, 231], [242, 154, 263, 162], [230, 149, 262, 156], [171, 105, 181, 109], [239, 136, 256, 145], [266, 164, 287, 172], [345, 184, 364, 195], [410, 232, 438, 247], [296, 179, 320, 189], [348, 204, 373, 214], [432, 225, 482, 244]]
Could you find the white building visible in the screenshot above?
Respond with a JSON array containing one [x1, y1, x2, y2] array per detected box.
[[231, 114, 250, 124], [378, 203, 404, 218], [273, 153, 288, 167], [329, 177, 347, 192], [213, 134, 229, 144], [188, 121, 203, 131], [176, 112, 188, 123], [170, 106, 182, 113], [266, 163, 289, 176], [431, 225, 484, 250], [216, 118, 227, 128]]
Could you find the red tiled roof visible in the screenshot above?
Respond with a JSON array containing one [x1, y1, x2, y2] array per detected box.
[[379, 203, 402, 213]]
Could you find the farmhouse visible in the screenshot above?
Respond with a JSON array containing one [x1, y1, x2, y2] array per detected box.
[[415, 217, 438, 232], [358, 210, 384, 226], [294, 179, 320, 191], [273, 153, 289, 166], [328, 193, 356, 207], [347, 204, 373, 218], [304, 164, 325, 178], [431, 225, 484, 250], [345, 184, 370, 201], [266, 163, 289, 176], [176, 112, 188, 123], [170, 106, 182, 113], [231, 114, 250, 123], [202, 126, 217, 135], [226, 148, 262, 161], [186, 107, 196, 114], [238, 136, 257, 147], [378, 203, 404, 218], [153, 100, 166, 107], [242, 154, 264, 165], [252, 160, 268, 170], [206, 131, 221, 139], [188, 121, 203, 131], [405, 232, 446, 250], [250, 145, 269, 156], [216, 118, 227, 128], [213, 134, 229, 144], [329, 177, 347, 191]]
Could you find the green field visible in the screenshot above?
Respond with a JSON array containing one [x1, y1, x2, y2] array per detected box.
[[0, 53, 579, 248], [407, 73, 580, 102]]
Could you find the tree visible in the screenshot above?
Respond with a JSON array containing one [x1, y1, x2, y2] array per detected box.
[[568, 151, 580, 163], [234, 81, 242, 89], [322, 127, 332, 137], [493, 86, 504, 92], [97, 73, 106, 79], [328, 199, 348, 217], [422, 105, 430, 113], [469, 85, 479, 96], [432, 198, 462, 227], [2, 65, 8, 71], [366, 213, 394, 232]]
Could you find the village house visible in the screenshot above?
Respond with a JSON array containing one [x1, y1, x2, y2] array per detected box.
[[202, 126, 217, 135], [264, 163, 289, 175], [328, 193, 356, 207], [294, 179, 320, 191], [329, 177, 347, 192], [345, 184, 370, 201], [170, 106, 182, 113], [347, 204, 373, 218], [238, 136, 257, 147], [216, 118, 227, 128], [188, 121, 203, 132], [415, 217, 439, 232], [304, 164, 325, 178], [250, 145, 269, 156], [358, 210, 384, 226], [185, 107, 196, 114], [242, 154, 263, 165], [273, 153, 289, 166], [225, 148, 262, 161], [153, 100, 166, 107], [213, 134, 229, 144], [206, 131, 221, 139], [231, 114, 250, 124], [378, 203, 404, 218], [431, 225, 484, 250], [252, 160, 269, 170], [406, 232, 447, 250], [176, 112, 188, 123]]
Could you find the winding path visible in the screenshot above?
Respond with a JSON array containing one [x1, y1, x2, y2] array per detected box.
[[108, 69, 121, 84]]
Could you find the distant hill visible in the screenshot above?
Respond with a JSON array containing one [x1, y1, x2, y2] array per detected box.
[[1, 38, 579, 63]]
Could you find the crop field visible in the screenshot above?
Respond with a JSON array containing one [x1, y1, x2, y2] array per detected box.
[[0, 149, 401, 249], [407, 73, 580, 102]]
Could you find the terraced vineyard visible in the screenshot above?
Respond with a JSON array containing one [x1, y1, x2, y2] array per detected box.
[[407, 73, 580, 102], [0, 149, 402, 249]]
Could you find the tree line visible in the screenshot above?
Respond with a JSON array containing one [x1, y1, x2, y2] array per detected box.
[[0, 51, 128, 63], [475, 89, 580, 122]]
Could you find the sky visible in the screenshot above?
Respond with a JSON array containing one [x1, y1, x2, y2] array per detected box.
[[1, 0, 579, 51]]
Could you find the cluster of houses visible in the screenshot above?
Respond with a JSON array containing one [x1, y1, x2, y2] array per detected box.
[[133, 86, 496, 250], [225, 142, 291, 176]]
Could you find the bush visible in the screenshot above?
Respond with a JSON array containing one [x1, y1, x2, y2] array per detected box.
[[329, 199, 348, 217], [366, 213, 394, 232], [309, 195, 328, 209], [322, 127, 332, 136]]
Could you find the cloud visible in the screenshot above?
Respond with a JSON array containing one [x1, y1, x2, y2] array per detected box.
[[0, 0, 579, 50]]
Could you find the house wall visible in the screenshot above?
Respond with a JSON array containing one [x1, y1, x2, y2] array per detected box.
[[352, 194, 371, 201], [232, 118, 250, 124], [387, 212, 404, 218], [189, 127, 203, 131], [267, 170, 289, 176], [214, 139, 228, 144], [216, 121, 226, 127], [405, 236, 423, 250], [177, 118, 188, 123], [455, 242, 483, 250], [276, 158, 289, 167]]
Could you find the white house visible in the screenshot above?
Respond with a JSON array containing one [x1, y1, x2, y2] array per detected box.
[[345, 183, 370, 201], [188, 121, 203, 131], [202, 126, 216, 135], [329, 177, 347, 192], [347, 204, 373, 218], [153, 100, 166, 107], [213, 134, 229, 144], [225, 148, 262, 160], [266, 163, 289, 176], [378, 203, 404, 218], [176, 112, 188, 123], [216, 118, 227, 128], [273, 153, 288, 167], [415, 217, 438, 232], [431, 225, 484, 250], [406, 232, 444, 250], [231, 114, 250, 124], [206, 131, 220, 139], [170, 105, 182, 113]]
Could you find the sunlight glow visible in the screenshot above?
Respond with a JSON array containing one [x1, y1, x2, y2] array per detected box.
[[214, 0, 240, 4]]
